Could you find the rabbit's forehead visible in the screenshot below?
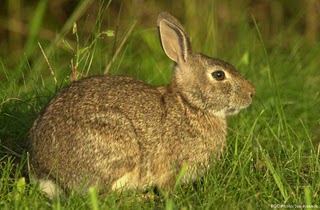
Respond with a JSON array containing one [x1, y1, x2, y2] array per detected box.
[[208, 59, 237, 73], [203, 59, 239, 76], [197, 54, 237, 72]]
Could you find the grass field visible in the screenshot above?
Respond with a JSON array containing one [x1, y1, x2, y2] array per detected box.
[[0, 1, 319, 209]]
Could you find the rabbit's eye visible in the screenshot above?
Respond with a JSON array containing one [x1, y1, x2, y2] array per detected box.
[[212, 70, 225, 81]]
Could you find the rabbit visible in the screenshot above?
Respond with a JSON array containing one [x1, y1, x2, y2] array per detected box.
[[29, 12, 255, 198]]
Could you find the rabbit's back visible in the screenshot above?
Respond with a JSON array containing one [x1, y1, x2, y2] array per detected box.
[[34, 75, 165, 136]]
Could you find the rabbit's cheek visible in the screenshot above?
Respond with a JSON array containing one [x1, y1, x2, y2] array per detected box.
[[218, 83, 232, 101]]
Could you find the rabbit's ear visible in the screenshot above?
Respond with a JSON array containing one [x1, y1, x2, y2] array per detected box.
[[157, 12, 192, 64]]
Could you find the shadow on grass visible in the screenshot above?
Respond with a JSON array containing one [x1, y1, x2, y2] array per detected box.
[[0, 93, 53, 178]]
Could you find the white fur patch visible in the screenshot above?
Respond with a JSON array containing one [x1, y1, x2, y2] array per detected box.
[[38, 179, 59, 199], [111, 169, 144, 191], [111, 174, 130, 191]]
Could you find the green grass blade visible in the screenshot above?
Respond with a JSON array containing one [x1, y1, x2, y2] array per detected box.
[[24, 0, 48, 57], [89, 187, 99, 210], [304, 186, 312, 206], [173, 164, 188, 191], [260, 146, 289, 201], [165, 198, 175, 210]]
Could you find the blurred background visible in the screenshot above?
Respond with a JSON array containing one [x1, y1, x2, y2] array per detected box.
[[0, 0, 319, 70]]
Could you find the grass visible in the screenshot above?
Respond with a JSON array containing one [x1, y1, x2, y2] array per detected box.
[[1, 1, 320, 209]]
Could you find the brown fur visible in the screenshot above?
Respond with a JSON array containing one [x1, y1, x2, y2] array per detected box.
[[29, 12, 255, 197]]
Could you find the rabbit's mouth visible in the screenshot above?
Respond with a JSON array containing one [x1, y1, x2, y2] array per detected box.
[[225, 102, 252, 115], [225, 108, 240, 116]]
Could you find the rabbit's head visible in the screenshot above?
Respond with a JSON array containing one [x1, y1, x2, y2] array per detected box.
[[157, 12, 255, 117]]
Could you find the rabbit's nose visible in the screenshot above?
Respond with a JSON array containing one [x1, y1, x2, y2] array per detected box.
[[248, 83, 255, 98], [249, 92, 254, 98]]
